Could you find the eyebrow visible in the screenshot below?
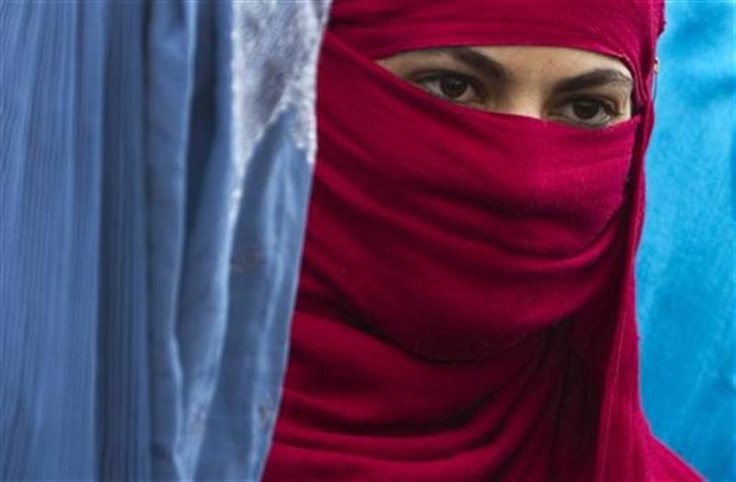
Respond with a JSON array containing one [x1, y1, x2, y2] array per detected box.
[[552, 69, 633, 94], [416, 47, 632, 93], [422, 46, 508, 82]]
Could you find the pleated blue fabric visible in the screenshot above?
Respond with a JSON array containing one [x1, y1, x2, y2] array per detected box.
[[1, 2, 153, 478], [1, 1, 328, 479], [0, 0, 730, 480]]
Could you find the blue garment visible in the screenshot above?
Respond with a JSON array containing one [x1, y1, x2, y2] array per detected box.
[[0, 0, 331, 479], [1, 2, 153, 478], [0, 1, 730, 480], [637, 2, 736, 480]]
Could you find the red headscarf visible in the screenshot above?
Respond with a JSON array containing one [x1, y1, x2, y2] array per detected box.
[[263, 1, 703, 480]]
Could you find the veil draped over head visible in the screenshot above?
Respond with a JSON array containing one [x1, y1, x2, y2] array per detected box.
[[263, 1, 703, 480]]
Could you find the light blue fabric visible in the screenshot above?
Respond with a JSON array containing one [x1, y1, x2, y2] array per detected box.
[[0, 0, 331, 479], [636, 2, 735, 481], [192, 2, 330, 479]]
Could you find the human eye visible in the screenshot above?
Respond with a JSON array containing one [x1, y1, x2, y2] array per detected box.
[[552, 96, 622, 129], [414, 71, 486, 106]]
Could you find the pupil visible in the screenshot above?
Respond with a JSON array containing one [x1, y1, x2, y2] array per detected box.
[[440, 76, 467, 98], [572, 100, 601, 119]]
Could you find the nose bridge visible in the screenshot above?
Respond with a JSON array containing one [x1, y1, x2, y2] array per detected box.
[[494, 83, 546, 119]]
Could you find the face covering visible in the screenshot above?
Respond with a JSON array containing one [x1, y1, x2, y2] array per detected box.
[[263, 1, 703, 481]]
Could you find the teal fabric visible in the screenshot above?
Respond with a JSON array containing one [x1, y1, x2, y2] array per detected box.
[[637, 2, 735, 481]]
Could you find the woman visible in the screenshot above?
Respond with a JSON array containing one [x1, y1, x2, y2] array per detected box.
[[260, 0, 702, 480]]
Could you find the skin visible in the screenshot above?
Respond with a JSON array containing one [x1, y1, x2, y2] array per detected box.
[[376, 46, 634, 129]]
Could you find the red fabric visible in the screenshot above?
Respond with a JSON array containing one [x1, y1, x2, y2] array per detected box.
[[263, 1, 703, 480]]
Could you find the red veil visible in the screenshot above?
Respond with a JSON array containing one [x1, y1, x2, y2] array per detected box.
[[263, 1, 703, 480]]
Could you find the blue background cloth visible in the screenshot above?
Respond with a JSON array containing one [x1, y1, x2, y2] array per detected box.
[[637, 1, 735, 480], [0, 1, 732, 480], [0, 1, 327, 480], [0, 1, 238, 479], [1, 2, 152, 478]]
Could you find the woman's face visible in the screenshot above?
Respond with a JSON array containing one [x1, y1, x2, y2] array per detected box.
[[376, 46, 633, 129]]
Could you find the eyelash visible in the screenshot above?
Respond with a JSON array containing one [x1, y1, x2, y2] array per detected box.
[[416, 71, 486, 103], [553, 95, 620, 128], [414, 71, 622, 128]]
